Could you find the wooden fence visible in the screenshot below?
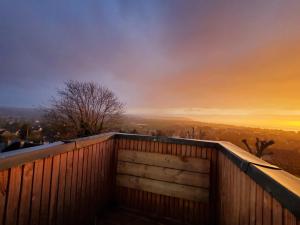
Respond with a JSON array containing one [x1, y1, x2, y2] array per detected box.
[[0, 133, 115, 225], [114, 135, 219, 225], [114, 134, 300, 225], [0, 133, 299, 225], [217, 142, 300, 225]]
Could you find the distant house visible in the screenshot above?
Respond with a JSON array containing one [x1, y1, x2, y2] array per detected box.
[[0, 128, 6, 135], [0, 129, 19, 152]]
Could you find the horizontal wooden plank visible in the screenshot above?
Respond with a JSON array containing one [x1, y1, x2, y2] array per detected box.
[[116, 174, 209, 202], [118, 150, 210, 173], [117, 161, 209, 188]]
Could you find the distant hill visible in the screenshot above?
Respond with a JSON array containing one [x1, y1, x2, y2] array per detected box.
[[0, 106, 43, 119]]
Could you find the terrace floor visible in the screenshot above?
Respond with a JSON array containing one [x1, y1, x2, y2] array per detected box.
[[96, 208, 183, 225]]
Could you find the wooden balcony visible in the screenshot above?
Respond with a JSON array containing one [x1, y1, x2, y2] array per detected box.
[[0, 133, 299, 225]]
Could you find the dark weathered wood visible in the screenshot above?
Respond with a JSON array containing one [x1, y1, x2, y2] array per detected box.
[[70, 149, 79, 225], [117, 174, 209, 202], [30, 159, 44, 225], [0, 170, 8, 225], [117, 161, 209, 188], [5, 167, 22, 225], [79, 147, 89, 223], [48, 154, 60, 225], [40, 157, 52, 225], [284, 209, 297, 225], [116, 140, 211, 225], [56, 153, 67, 225], [118, 150, 210, 173], [0, 135, 116, 225], [63, 151, 73, 224], [263, 190, 272, 225], [75, 148, 84, 224], [217, 150, 300, 225], [273, 198, 283, 225], [18, 163, 34, 225]]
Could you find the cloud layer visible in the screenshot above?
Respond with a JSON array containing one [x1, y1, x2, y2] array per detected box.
[[0, 0, 300, 112]]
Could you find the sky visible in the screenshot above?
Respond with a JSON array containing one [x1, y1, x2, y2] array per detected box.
[[1, 0, 300, 130]]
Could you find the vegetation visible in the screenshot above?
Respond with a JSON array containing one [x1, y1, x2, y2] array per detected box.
[[242, 138, 274, 158], [43, 80, 124, 140]]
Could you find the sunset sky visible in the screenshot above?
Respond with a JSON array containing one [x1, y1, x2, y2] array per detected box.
[[1, 1, 300, 130]]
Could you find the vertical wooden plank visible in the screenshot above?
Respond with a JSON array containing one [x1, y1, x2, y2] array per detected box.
[[178, 143, 184, 222], [284, 209, 297, 225], [75, 148, 84, 223], [140, 140, 148, 212], [130, 139, 134, 150], [206, 147, 213, 225], [109, 140, 115, 199], [202, 147, 207, 159], [210, 148, 218, 225], [56, 153, 67, 225], [196, 146, 204, 225], [217, 152, 223, 223], [70, 149, 79, 225], [93, 144, 100, 205], [103, 143, 109, 205], [88, 144, 97, 220], [18, 163, 34, 225], [30, 159, 44, 225], [171, 143, 177, 220], [97, 144, 103, 206], [40, 157, 53, 225], [0, 170, 9, 225], [5, 167, 22, 225], [239, 171, 250, 225], [249, 179, 256, 225], [220, 152, 227, 225], [256, 185, 263, 225], [103, 141, 109, 206], [63, 151, 73, 225], [263, 190, 272, 225], [48, 155, 60, 225], [79, 148, 89, 223], [232, 161, 240, 225], [272, 198, 283, 225], [186, 145, 193, 224]]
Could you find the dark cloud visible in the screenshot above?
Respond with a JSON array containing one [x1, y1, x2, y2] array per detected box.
[[0, 0, 300, 110]]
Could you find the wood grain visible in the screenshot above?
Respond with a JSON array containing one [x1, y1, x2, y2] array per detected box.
[[0, 170, 8, 225], [117, 174, 209, 202], [30, 159, 44, 225], [18, 163, 34, 225], [118, 149, 210, 173], [5, 167, 22, 225], [117, 161, 209, 188]]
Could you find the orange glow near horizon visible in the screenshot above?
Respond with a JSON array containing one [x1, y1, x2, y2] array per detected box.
[[128, 108, 300, 131]]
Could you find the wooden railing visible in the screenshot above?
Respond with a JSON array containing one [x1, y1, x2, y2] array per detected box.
[[114, 134, 300, 225], [0, 133, 116, 225], [114, 134, 216, 225], [217, 142, 300, 225], [0, 133, 299, 225]]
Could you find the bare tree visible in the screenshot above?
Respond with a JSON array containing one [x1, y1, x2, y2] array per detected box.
[[242, 138, 274, 158], [44, 80, 124, 139]]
